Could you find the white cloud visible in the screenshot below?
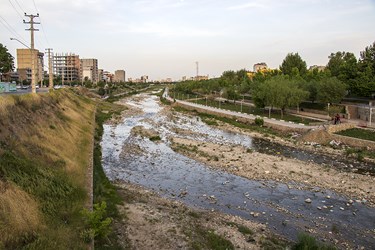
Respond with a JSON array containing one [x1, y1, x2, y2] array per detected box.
[[124, 22, 223, 37], [227, 2, 267, 10]]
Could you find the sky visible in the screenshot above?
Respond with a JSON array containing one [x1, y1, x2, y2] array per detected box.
[[1, 0, 375, 81]]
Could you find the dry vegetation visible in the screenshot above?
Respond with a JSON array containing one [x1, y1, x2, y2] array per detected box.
[[0, 89, 96, 249]]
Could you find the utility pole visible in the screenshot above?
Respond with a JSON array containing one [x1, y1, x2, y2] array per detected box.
[[24, 13, 40, 94], [46, 48, 53, 89]]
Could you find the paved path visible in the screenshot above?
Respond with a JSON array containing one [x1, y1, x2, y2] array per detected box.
[[163, 88, 317, 131]]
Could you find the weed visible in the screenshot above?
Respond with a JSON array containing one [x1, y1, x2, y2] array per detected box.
[[81, 201, 113, 242], [149, 135, 161, 141], [292, 233, 336, 250], [190, 228, 234, 250], [255, 117, 264, 126], [226, 222, 253, 236], [260, 235, 288, 250], [188, 211, 202, 218]]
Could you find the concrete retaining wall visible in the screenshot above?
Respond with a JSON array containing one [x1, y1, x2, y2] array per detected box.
[[326, 123, 355, 134], [331, 134, 375, 150]]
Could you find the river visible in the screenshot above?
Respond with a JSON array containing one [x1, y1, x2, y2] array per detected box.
[[101, 94, 375, 248]]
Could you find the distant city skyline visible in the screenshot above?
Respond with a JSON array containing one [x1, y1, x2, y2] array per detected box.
[[1, 0, 375, 81]]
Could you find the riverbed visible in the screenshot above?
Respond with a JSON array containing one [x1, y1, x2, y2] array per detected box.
[[101, 94, 375, 248]]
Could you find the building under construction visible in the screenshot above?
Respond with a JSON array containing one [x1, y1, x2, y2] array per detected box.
[[16, 48, 44, 84], [53, 53, 81, 83]]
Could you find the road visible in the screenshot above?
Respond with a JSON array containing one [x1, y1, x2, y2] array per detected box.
[[0, 87, 50, 96]]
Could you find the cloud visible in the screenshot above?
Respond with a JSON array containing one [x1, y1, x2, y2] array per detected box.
[[123, 22, 223, 38], [227, 1, 267, 10]]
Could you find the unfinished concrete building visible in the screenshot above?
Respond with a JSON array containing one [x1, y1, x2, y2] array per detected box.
[[81, 58, 98, 83], [17, 49, 44, 83], [53, 53, 81, 83]]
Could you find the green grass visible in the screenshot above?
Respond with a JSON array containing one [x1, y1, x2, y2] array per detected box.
[[149, 135, 162, 141], [336, 128, 375, 142], [292, 233, 336, 250], [191, 99, 317, 125], [0, 151, 87, 249], [190, 228, 234, 250], [93, 102, 126, 249], [226, 222, 254, 236]]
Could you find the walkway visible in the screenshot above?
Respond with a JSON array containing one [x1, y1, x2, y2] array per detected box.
[[163, 88, 317, 131]]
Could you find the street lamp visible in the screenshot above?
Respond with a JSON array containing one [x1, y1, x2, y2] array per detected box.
[[10, 37, 37, 94]]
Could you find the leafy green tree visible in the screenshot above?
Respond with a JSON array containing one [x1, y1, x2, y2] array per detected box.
[[302, 80, 319, 103], [221, 70, 236, 81], [0, 43, 14, 81], [254, 75, 308, 118], [326, 51, 358, 94], [317, 77, 347, 104], [356, 41, 375, 96], [359, 41, 375, 74], [280, 53, 307, 76]]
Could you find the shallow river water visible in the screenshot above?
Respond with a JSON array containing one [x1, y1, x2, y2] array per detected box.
[[102, 94, 375, 248]]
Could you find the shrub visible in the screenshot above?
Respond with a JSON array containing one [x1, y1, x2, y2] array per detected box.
[[81, 201, 113, 241], [292, 233, 336, 250], [255, 117, 264, 126]]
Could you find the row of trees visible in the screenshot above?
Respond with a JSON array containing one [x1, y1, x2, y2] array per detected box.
[[173, 41, 375, 115]]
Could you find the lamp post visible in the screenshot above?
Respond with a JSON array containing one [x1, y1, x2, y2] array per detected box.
[[10, 38, 36, 94]]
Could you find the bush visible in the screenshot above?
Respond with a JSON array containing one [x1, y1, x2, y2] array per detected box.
[[292, 233, 336, 250], [81, 201, 113, 241], [255, 117, 264, 126]]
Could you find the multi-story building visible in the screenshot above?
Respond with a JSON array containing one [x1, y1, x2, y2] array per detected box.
[[98, 69, 104, 82], [53, 53, 81, 83], [114, 70, 126, 82], [16, 49, 44, 83], [309, 65, 326, 72], [253, 62, 268, 72], [103, 71, 114, 82], [81, 58, 98, 83], [141, 75, 148, 83]]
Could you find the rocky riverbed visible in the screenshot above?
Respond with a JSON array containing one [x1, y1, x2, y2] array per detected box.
[[102, 93, 375, 249]]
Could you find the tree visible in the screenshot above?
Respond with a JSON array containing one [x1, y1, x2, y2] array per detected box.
[[356, 41, 375, 96], [0, 43, 14, 81], [317, 77, 347, 104], [280, 53, 307, 76], [254, 75, 308, 118], [326, 51, 358, 95], [359, 41, 375, 74]]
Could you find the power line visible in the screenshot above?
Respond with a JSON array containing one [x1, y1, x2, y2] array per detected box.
[[14, 0, 26, 13], [8, 0, 23, 20], [0, 15, 27, 43], [31, 0, 51, 47]]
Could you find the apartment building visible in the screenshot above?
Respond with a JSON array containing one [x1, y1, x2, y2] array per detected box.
[[253, 62, 268, 72], [114, 70, 126, 82], [53, 53, 81, 83], [16, 49, 44, 83], [81, 58, 98, 83]]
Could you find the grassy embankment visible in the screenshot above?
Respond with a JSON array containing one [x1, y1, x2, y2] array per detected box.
[[0, 89, 95, 249], [92, 100, 127, 249]]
